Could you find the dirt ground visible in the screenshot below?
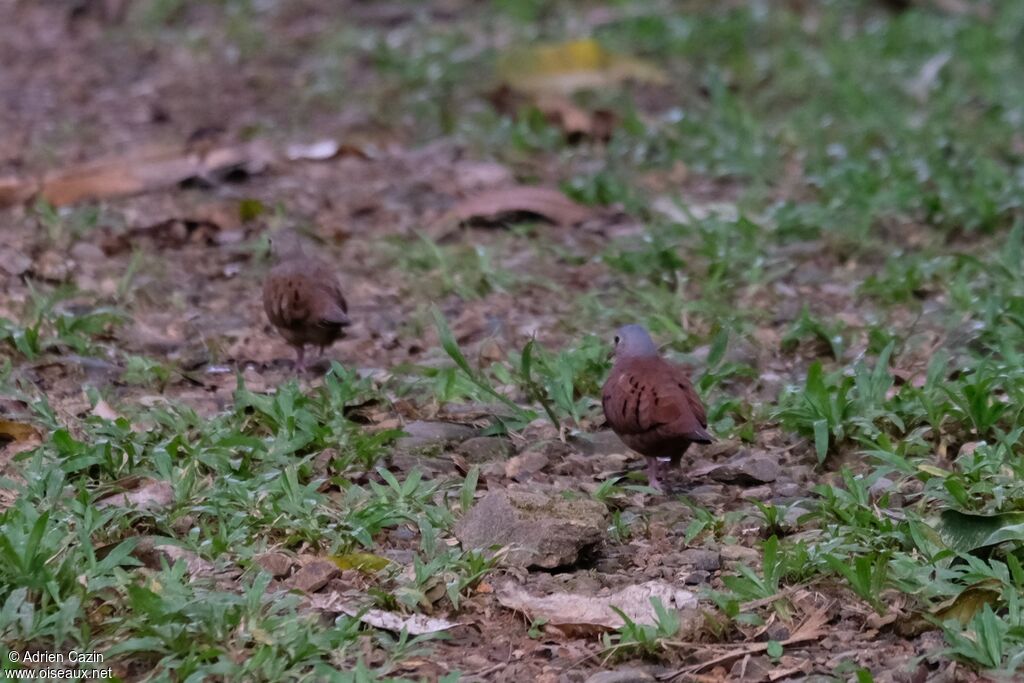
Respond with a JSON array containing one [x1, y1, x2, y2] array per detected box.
[[0, 1, 1003, 682]]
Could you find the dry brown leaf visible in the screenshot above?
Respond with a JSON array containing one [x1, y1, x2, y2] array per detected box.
[[132, 536, 224, 579], [91, 398, 122, 421], [490, 87, 617, 142], [662, 605, 832, 679], [0, 418, 42, 462], [96, 478, 174, 512], [36, 142, 275, 207], [497, 580, 697, 632], [0, 418, 41, 445], [0, 136, 349, 209], [308, 592, 462, 635], [537, 95, 617, 142], [0, 175, 37, 207], [434, 186, 592, 238]]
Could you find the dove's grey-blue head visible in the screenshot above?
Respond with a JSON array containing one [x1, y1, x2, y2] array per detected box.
[[612, 324, 659, 360], [268, 230, 306, 261]]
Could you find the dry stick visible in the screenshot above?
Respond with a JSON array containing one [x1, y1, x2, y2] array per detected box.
[[657, 603, 833, 682], [738, 580, 817, 612], [560, 582, 821, 674]]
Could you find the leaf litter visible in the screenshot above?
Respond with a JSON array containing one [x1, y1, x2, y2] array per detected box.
[[0, 1, 1015, 681]]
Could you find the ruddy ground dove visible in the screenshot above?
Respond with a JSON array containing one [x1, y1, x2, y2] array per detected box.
[[262, 231, 351, 371], [601, 324, 712, 491]]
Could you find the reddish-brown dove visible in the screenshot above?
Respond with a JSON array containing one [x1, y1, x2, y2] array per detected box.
[[262, 231, 350, 371], [601, 324, 712, 491]]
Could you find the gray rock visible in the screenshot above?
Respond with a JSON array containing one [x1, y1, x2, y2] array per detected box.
[[395, 421, 480, 453], [572, 430, 628, 457], [707, 451, 780, 485], [686, 483, 726, 506], [869, 476, 895, 498], [784, 506, 811, 528], [774, 482, 801, 498], [505, 450, 550, 480], [729, 655, 771, 681], [739, 485, 773, 501], [0, 247, 31, 276], [720, 544, 760, 565], [70, 241, 107, 264], [684, 570, 710, 585], [255, 552, 294, 578], [677, 548, 721, 572], [286, 560, 339, 593], [457, 436, 514, 464], [455, 490, 607, 569], [585, 670, 654, 683]]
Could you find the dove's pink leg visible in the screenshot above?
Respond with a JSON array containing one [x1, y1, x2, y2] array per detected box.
[[294, 346, 306, 372], [645, 457, 664, 492]]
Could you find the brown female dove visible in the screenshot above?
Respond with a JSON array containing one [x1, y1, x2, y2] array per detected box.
[[262, 231, 350, 371], [601, 324, 712, 491]]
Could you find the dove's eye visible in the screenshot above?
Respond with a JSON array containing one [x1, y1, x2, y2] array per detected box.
[[614, 335, 620, 345]]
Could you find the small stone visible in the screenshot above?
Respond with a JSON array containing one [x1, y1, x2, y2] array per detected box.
[[70, 241, 106, 264], [774, 482, 801, 498], [504, 450, 550, 480], [34, 250, 73, 282], [707, 450, 780, 485], [677, 549, 721, 572], [455, 490, 606, 569], [687, 483, 725, 506], [720, 544, 760, 565], [729, 655, 771, 681], [170, 515, 195, 535], [684, 570, 710, 585], [784, 506, 810, 528], [286, 560, 339, 593], [739, 485, 773, 501], [457, 436, 514, 464], [869, 476, 895, 498], [788, 465, 815, 483], [572, 430, 628, 457], [0, 247, 32, 276], [585, 669, 655, 683], [395, 420, 480, 453], [255, 552, 294, 578]]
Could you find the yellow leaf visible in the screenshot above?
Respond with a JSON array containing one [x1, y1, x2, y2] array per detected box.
[[0, 418, 40, 444], [330, 552, 391, 573], [497, 38, 668, 96], [933, 579, 1002, 626], [917, 464, 950, 478]]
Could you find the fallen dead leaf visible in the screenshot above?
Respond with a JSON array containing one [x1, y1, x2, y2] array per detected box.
[[131, 536, 231, 581], [308, 592, 462, 635], [34, 142, 273, 207], [0, 175, 36, 207], [432, 186, 593, 238], [0, 136, 350, 209], [0, 418, 42, 462], [0, 418, 41, 446], [659, 604, 832, 679], [330, 552, 391, 573], [490, 87, 617, 142], [91, 398, 122, 421], [932, 579, 1002, 626], [96, 478, 174, 512], [497, 580, 697, 632], [497, 38, 668, 96], [286, 139, 342, 161]]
